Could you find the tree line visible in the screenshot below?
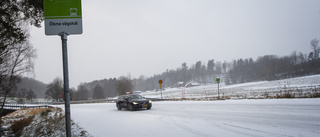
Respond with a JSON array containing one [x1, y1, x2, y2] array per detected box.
[[44, 77, 130, 101], [43, 38, 320, 101], [134, 39, 320, 91], [44, 38, 318, 101]]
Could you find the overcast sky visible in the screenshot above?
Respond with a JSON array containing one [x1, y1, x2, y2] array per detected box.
[[29, 0, 320, 88]]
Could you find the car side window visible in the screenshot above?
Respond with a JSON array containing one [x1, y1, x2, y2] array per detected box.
[[120, 96, 125, 99]]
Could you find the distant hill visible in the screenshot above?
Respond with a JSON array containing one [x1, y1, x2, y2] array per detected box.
[[16, 77, 47, 98]]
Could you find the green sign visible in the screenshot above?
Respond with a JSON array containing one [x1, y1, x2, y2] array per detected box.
[[216, 77, 220, 83], [44, 0, 83, 35]]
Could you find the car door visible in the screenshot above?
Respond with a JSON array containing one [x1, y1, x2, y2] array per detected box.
[[118, 95, 125, 106], [122, 95, 129, 107]]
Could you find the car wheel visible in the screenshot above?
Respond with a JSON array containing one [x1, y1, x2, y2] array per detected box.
[[147, 104, 152, 110], [117, 103, 121, 110], [129, 104, 135, 111]]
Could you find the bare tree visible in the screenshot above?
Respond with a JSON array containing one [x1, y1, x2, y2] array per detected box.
[[215, 61, 222, 75], [76, 84, 89, 100], [26, 89, 36, 102], [0, 40, 36, 115], [116, 76, 133, 95], [45, 77, 63, 102], [69, 88, 76, 101], [92, 84, 104, 99], [207, 60, 215, 76], [15, 88, 27, 104], [310, 38, 320, 60]]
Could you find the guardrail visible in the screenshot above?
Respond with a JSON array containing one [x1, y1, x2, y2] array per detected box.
[[1, 103, 53, 110], [146, 98, 168, 101], [2, 103, 26, 109], [0, 98, 166, 108]]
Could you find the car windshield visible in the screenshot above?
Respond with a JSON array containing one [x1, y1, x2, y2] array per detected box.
[[129, 95, 143, 99]]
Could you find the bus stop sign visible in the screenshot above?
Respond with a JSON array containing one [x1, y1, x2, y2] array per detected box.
[[44, 0, 83, 35]]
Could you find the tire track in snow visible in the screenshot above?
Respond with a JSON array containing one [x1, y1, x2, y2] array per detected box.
[[167, 116, 215, 137], [213, 122, 293, 137]]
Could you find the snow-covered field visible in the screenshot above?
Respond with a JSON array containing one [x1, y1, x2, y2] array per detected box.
[[66, 75, 320, 136], [69, 99, 320, 137], [140, 75, 320, 99]]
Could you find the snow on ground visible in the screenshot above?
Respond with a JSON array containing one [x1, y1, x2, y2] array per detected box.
[[1, 108, 92, 136], [67, 98, 320, 137], [141, 75, 320, 99]]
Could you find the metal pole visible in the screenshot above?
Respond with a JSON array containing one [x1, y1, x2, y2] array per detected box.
[[59, 31, 71, 137], [161, 87, 162, 99], [218, 82, 220, 100]]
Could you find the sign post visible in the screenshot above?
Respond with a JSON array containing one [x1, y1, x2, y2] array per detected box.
[[216, 77, 220, 100], [59, 31, 71, 137], [44, 0, 83, 136], [159, 80, 163, 98]]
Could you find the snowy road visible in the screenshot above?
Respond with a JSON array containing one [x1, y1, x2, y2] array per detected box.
[[69, 99, 320, 137]]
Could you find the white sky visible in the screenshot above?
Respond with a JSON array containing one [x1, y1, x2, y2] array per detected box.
[[29, 0, 320, 88]]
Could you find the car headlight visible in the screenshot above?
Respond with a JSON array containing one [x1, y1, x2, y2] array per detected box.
[[133, 102, 138, 105], [149, 100, 152, 103]]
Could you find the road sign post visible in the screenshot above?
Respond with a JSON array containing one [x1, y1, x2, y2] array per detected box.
[[59, 32, 71, 137], [216, 77, 220, 100], [44, 0, 83, 136], [159, 80, 163, 99]]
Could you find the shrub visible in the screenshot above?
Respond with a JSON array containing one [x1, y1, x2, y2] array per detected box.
[[41, 109, 52, 117], [11, 116, 34, 136]]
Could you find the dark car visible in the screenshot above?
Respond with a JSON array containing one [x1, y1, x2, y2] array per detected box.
[[116, 94, 152, 111]]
